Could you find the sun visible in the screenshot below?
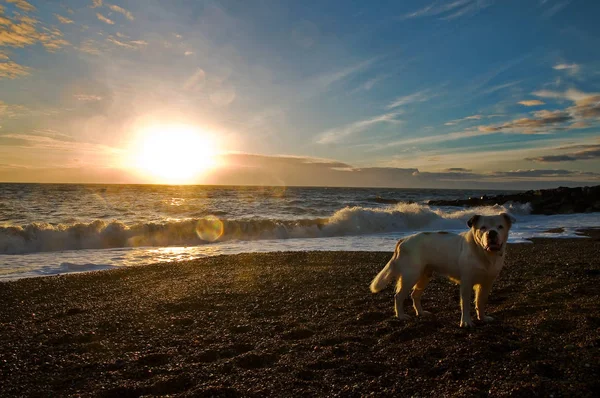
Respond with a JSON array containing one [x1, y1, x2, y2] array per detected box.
[[131, 124, 220, 184]]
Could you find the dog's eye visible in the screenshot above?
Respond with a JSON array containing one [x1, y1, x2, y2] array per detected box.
[[498, 225, 504, 230], [480, 226, 487, 231]]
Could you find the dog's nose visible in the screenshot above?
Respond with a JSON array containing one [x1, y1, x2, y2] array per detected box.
[[488, 230, 498, 240]]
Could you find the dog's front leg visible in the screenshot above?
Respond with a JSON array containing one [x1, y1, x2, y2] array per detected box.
[[475, 282, 494, 322], [459, 281, 475, 328]]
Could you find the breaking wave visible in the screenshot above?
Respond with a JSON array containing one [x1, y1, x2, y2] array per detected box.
[[0, 202, 531, 254]]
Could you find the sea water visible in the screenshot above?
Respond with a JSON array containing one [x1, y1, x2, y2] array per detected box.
[[1, 183, 597, 280]]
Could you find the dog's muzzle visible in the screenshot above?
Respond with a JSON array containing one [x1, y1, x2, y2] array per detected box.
[[485, 230, 502, 252]]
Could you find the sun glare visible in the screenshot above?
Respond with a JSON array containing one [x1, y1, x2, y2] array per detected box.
[[132, 124, 220, 184]]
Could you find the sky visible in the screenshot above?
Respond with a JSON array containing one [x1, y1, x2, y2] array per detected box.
[[0, 0, 599, 189]]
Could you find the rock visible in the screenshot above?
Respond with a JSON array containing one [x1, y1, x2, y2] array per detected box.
[[427, 185, 600, 215]]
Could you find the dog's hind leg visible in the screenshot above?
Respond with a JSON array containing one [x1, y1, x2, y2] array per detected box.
[[394, 268, 421, 320], [411, 271, 432, 317]]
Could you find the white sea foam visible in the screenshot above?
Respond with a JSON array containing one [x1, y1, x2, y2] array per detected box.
[[0, 202, 531, 254], [1, 210, 597, 281]]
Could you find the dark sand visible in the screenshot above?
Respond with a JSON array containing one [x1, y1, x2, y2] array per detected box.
[[1, 231, 599, 397]]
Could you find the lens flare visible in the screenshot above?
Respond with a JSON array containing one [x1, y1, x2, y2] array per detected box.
[[195, 216, 224, 242]]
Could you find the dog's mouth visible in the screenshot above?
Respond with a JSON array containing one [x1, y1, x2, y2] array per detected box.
[[485, 243, 503, 252]]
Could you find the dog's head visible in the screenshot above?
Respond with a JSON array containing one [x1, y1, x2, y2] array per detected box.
[[467, 213, 515, 253]]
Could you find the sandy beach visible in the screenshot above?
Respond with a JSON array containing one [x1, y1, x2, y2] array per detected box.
[[1, 231, 599, 397]]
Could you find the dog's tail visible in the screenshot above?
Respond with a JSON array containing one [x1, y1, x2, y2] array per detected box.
[[370, 240, 402, 293]]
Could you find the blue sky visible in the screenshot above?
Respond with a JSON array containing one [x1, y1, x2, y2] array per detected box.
[[0, 0, 599, 188]]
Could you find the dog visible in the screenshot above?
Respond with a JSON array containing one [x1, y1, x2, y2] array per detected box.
[[370, 213, 515, 328]]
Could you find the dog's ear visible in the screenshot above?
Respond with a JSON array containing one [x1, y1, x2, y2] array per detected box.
[[501, 212, 516, 227], [467, 215, 480, 228]]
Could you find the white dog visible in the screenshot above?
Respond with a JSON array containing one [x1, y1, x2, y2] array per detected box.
[[370, 213, 515, 328]]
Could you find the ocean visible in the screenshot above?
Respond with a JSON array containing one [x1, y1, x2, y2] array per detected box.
[[1, 183, 597, 280]]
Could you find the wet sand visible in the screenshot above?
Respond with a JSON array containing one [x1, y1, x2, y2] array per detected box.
[[1, 231, 599, 397]]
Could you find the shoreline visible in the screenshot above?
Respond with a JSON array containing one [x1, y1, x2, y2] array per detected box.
[[1, 234, 599, 396], [2, 227, 599, 282]]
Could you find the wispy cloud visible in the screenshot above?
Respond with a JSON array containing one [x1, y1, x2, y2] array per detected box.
[[107, 36, 148, 50], [441, 0, 495, 20], [96, 13, 114, 25], [518, 100, 545, 106], [78, 39, 102, 55], [481, 80, 521, 95], [478, 110, 573, 134], [402, 0, 470, 19], [108, 4, 134, 21], [444, 115, 482, 126], [0, 132, 121, 155], [317, 112, 401, 144], [0, 101, 28, 118], [365, 127, 488, 152], [352, 74, 389, 93], [533, 88, 596, 101], [541, 0, 573, 18], [5, 0, 35, 12], [73, 94, 103, 102], [54, 14, 74, 24], [553, 62, 580, 76], [402, 0, 494, 20], [91, 0, 103, 8], [444, 114, 503, 126], [386, 90, 433, 110], [553, 63, 579, 71], [315, 58, 377, 91]]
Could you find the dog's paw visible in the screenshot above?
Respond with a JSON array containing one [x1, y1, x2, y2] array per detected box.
[[396, 314, 412, 321], [417, 310, 432, 317], [460, 319, 475, 328], [479, 315, 494, 322]]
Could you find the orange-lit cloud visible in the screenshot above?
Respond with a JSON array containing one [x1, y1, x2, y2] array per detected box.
[[0, 14, 68, 49], [96, 13, 114, 25], [5, 0, 35, 12], [78, 39, 102, 55], [475, 89, 600, 134], [108, 4, 134, 21], [518, 100, 545, 106], [0, 100, 28, 117], [55, 14, 74, 24], [477, 110, 572, 134], [0, 58, 30, 78]]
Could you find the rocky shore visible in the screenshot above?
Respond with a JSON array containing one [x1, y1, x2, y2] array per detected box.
[[1, 232, 599, 397], [428, 185, 600, 215]]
